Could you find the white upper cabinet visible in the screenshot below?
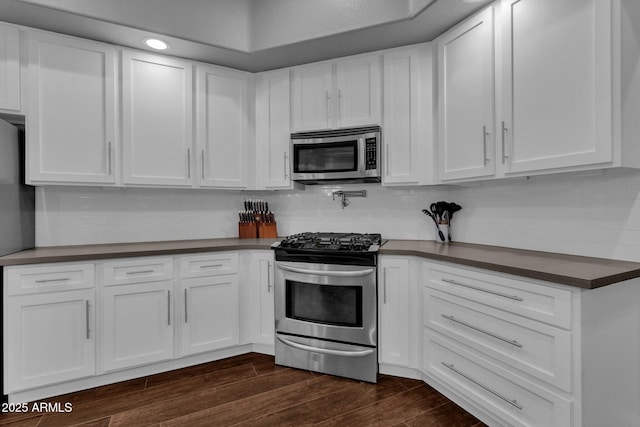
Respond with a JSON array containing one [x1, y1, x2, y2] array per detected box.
[[196, 64, 249, 189], [121, 50, 193, 187], [255, 69, 293, 190], [335, 55, 381, 128], [382, 44, 435, 186], [500, 0, 614, 174], [291, 54, 381, 131], [27, 31, 116, 185], [0, 23, 21, 113], [438, 8, 495, 181]]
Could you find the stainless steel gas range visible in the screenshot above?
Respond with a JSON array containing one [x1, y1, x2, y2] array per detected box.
[[271, 232, 383, 383]]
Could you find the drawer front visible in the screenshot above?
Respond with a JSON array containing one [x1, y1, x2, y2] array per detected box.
[[425, 288, 571, 391], [179, 252, 238, 278], [102, 257, 174, 286], [424, 330, 572, 427], [6, 263, 95, 295], [426, 263, 572, 329]]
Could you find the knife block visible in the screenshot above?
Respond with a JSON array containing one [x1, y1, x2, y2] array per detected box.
[[238, 222, 257, 239], [258, 222, 278, 238]]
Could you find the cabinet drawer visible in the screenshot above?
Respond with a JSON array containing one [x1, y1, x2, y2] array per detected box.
[[426, 263, 572, 329], [6, 263, 95, 295], [179, 252, 238, 278], [424, 330, 572, 427], [424, 288, 571, 391], [102, 257, 174, 286]]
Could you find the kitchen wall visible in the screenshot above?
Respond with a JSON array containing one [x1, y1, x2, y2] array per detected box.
[[36, 168, 640, 262]]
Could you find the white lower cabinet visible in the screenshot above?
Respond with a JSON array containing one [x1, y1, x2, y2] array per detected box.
[[7, 289, 96, 392], [180, 274, 239, 356], [378, 257, 410, 366], [101, 280, 174, 371], [249, 251, 275, 347]]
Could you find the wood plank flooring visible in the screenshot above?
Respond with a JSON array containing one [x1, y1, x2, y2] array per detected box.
[[0, 353, 487, 427]]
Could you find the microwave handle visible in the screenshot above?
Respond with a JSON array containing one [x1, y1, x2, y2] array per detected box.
[[358, 136, 366, 174]]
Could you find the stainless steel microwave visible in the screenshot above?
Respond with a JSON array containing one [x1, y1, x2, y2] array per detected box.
[[290, 126, 381, 184]]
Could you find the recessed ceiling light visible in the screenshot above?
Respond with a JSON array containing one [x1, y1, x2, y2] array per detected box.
[[461, 0, 484, 3], [143, 38, 169, 51]]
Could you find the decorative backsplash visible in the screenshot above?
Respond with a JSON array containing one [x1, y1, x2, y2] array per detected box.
[[35, 168, 640, 262]]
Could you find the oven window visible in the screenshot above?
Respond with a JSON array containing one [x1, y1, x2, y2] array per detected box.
[[294, 141, 358, 173], [285, 280, 363, 327]]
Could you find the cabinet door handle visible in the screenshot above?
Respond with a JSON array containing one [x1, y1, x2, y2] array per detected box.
[[283, 152, 289, 179], [382, 267, 387, 304], [201, 150, 206, 180], [441, 362, 523, 410], [501, 121, 508, 164], [441, 278, 523, 302], [107, 141, 113, 175], [125, 270, 155, 275], [167, 290, 171, 326], [325, 91, 330, 122], [35, 277, 70, 283], [482, 126, 490, 165], [85, 300, 90, 340], [267, 261, 272, 293], [338, 89, 343, 121], [184, 288, 188, 323], [385, 145, 390, 176], [187, 149, 191, 179], [441, 314, 523, 348]]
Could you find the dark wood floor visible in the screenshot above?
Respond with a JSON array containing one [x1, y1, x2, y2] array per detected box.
[[0, 353, 487, 427]]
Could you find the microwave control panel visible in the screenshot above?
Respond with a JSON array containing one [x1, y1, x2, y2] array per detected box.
[[365, 138, 377, 170]]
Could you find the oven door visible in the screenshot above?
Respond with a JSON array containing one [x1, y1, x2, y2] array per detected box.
[[291, 137, 366, 181], [274, 261, 376, 347]]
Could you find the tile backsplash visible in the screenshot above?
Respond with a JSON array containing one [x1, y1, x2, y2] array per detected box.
[[36, 168, 640, 262]]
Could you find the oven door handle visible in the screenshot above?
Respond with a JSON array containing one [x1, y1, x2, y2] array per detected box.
[[277, 264, 374, 277], [277, 335, 375, 358]]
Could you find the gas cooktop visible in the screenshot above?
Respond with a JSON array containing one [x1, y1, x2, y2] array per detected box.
[[274, 232, 383, 252]]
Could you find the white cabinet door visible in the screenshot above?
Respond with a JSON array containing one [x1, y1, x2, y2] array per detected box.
[[335, 54, 381, 128], [122, 50, 193, 186], [501, 0, 613, 173], [438, 8, 495, 181], [180, 275, 239, 356], [291, 62, 333, 131], [255, 69, 292, 190], [0, 23, 21, 112], [27, 31, 116, 185], [196, 65, 248, 189], [7, 290, 95, 392], [101, 281, 174, 371], [378, 257, 410, 366], [382, 45, 434, 185], [251, 252, 275, 346]]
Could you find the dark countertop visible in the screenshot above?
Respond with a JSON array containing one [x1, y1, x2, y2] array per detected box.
[[2, 238, 639, 289]]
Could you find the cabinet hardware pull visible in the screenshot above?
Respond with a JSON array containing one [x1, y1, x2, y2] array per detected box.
[[167, 290, 171, 326], [441, 314, 523, 348], [501, 121, 508, 164], [200, 264, 223, 269], [338, 89, 343, 121], [187, 148, 191, 179], [383, 267, 387, 304], [283, 152, 289, 179], [85, 300, 90, 339], [201, 150, 205, 180], [325, 91, 330, 122], [385, 145, 390, 176], [482, 126, 490, 165], [35, 277, 71, 283], [441, 278, 523, 302], [184, 288, 188, 323], [125, 270, 155, 275], [267, 262, 272, 293], [442, 362, 523, 410], [107, 141, 113, 175]]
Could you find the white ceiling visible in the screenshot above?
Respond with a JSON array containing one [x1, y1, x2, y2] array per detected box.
[[1, 0, 492, 71]]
